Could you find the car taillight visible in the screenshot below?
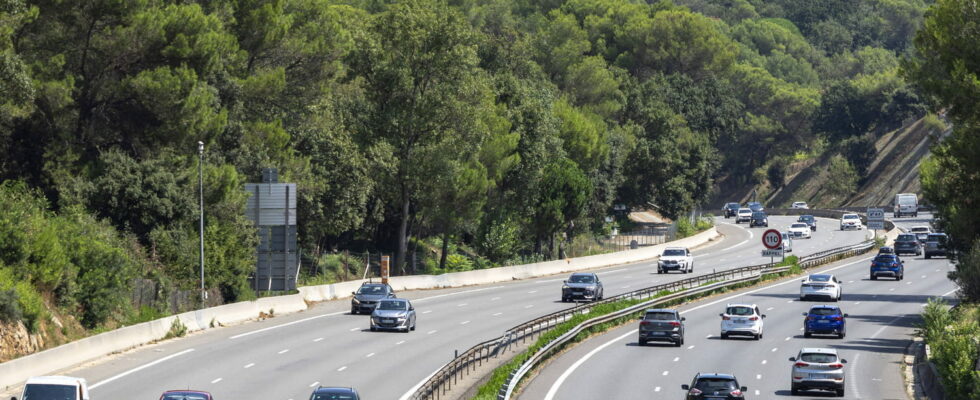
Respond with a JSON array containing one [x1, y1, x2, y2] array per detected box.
[[722, 316, 731, 320], [688, 388, 702, 395], [749, 316, 758, 321], [795, 362, 809, 367], [640, 321, 651, 325], [832, 316, 843, 321], [893, 263, 899, 267], [829, 363, 844, 368], [806, 316, 815, 321], [730, 389, 743, 396], [669, 321, 681, 327]]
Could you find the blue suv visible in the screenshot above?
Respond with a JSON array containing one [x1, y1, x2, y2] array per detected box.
[[803, 305, 847, 339], [870, 254, 904, 280]]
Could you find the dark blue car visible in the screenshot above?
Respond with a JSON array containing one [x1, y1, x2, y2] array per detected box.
[[747, 202, 764, 212], [803, 305, 847, 339], [870, 254, 904, 280]]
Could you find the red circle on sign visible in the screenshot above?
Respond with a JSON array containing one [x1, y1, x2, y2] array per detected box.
[[762, 229, 782, 249]]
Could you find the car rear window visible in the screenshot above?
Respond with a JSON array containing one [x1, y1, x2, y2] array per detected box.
[[312, 391, 358, 400], [874, 254, 897, 262], [800, 353, 838, 363], [644, 312, 676, 321], [809, 275, 831, 282], [23, 384, 77, 400], [694, 378, 737, 391], [809, 308, 839, 316], [726, 306, 754, 316], [162, 395, 210, 400], [897, 234, 916, 241]]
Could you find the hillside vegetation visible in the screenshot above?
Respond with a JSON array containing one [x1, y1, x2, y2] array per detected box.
[[0, 0, 932, 357]]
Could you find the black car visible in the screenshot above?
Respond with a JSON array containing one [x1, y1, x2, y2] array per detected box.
[[747, 202, 764, 212], [924, 233, 949, 259], [561, 272, 604, 302], [894, 234, 921, 256], [797, 215, 817, 231], [351, 282, 395, 314], [749, 212, 768, 227], [310, 386, 359, 400], [723, 202, 740, 218], [638, 308, 685, 346], [682, 373, 747, 400]]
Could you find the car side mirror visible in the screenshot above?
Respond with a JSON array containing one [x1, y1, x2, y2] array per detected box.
[[409, 306, 415, 311], [841, 359, 848, 363], [802, 312, 808, 316], [762, 314, 767, 318], [718, 313, 724, 317], [681, 317, 686, 321], [740, 386, 748, 392], [789, 357, 796, 361], [681, 384, 690, 390], [351, 291, 356, 295], [563, 280, 567, 284], [843, 313, 849, 317]]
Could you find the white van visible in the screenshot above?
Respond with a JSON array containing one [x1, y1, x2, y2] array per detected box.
[[14, 376, 90, 400], [894, 193, 918, 218]]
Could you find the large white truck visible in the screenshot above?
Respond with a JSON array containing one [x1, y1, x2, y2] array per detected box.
[[893, 193, 918, 218]]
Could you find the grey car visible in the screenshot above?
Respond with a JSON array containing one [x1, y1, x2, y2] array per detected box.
[[638, 308, 685, 346], [790, 347, 847, 397], [924, 233, 949, 259], [561, 273, 604, 302], [351, 282, 395, 314], [370, 298, 416, 332]]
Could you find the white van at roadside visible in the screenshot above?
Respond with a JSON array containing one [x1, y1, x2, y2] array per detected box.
[[13, 376, 90, 400]]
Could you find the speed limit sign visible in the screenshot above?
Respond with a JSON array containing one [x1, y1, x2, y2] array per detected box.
[[762, 229, 782, 249]]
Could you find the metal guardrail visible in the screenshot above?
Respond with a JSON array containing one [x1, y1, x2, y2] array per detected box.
[[409, 238, 876, 400]]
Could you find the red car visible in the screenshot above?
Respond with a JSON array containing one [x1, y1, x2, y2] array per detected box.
[[160, 390, 213, 400]]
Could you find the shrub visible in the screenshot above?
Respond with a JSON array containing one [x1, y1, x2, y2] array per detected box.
[[0, 289, 22, 323]]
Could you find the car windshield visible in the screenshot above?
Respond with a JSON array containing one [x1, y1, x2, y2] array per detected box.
[[663, 249, 686, 256], [726, 306, 754, 316], [357, 285, 387, 295], [377, 300, 407, 310], [791, 223, 808, 228], [694, 378, 737, 391], [752, 212, 766, 218], [739, 209, 751, 213], [800, 353, 838, 363], [809, 308, 840, 316], [312, 390, 358, 400], [569, 275, 595, 283], [726, 203, 739, 208], [644, 312, 676, 321], [23, 384, 76, 400], [162, 394, 209, 400], [897, 234, 917, 241], [809, 275, 831, 282], [843, 215, 860, 220]]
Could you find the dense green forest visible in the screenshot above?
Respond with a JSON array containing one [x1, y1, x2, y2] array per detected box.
[[0, 0, 932, 336]]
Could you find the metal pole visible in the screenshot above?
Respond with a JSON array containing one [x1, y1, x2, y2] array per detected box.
[[198, 141, 205, 305]]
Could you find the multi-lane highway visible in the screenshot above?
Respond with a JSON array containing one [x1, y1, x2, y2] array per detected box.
[[4, 215, 871, 399], [519, 213, 954, 399]]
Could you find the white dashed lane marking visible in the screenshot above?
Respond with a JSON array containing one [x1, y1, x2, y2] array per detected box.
[[309, 382, 319, 388], [655, 387, 661, 392], [461, 321, 470, 325], [211, 378, 222, 384], [278, 349, 289, 354], [337, 366, 347, 372], [313, 337, 323, 342], [244, 363, 254, 369], [673, 357, 680, 362], [493, 312, 503, 316], [662, 371, 669, 376], [396, 340, 406, 345], [366, 353, 375, 358], [422, 310, 432, 314], [427, 330, 438, 335], [349, 327, 359, 332]]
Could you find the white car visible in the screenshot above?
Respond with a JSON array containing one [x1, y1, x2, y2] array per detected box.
[[839, 214, 863, 230], [788, 223, 812, 239], [17, 376, 90, 400], [720, 303, 765, 340], [658, 247, 694, 274], [791, 201, 809, 209], [735, 208, 753, 223], [781, 232, 794, 253], [790, 348, 847, 397], [800, 274, 842, 301]]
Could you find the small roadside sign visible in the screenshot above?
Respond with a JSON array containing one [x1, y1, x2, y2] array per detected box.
[[867, 208, 885, 221], [762, 249, 784, 257], [762, 229, 782, 250], [868, 221, 885, 230]]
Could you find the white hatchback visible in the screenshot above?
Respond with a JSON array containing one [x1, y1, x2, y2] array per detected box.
[[720, 304, 765, 340], [788, 223, 812, 239], [800, 274, 842, 301]]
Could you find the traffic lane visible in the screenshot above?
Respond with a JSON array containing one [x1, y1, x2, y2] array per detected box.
[[72, 219, 861, 399], [520, 254, 956, 399], [704, 216, 854, 263]]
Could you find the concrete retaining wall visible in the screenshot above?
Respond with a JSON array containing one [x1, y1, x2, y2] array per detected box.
[[0, 227, 719, 391]]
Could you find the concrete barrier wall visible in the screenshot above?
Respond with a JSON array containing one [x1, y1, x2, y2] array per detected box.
[[0, 227, 719, 390]]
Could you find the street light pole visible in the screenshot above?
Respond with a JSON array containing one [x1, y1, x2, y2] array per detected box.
[[198, 141, 205, 305]]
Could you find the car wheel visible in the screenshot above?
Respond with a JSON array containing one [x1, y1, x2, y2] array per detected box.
[[370, 326, 376, 332], [871, 274, 877, 280], [836, 388, 845, 397], [638, 339, 647, 346], [351, 307, 358, 315], [804, 330, 811, 338], [800, 295, 806, 301], [657, 269, 663, 274], [791, 386, 800, 396], [925, 254, 931, 259], [721, 332, 728, 339], [838, 331, 845, 339]]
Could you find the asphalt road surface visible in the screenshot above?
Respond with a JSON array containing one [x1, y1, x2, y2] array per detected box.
[[519, 213, 954, 400], [4, 215, 870, 400]]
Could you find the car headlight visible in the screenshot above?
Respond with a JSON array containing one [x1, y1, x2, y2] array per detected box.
[[352, 298, 361, 304], [562, 285, 570, 290]]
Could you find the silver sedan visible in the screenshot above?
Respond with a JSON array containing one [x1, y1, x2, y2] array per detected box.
[[370, 298, 417, 333]]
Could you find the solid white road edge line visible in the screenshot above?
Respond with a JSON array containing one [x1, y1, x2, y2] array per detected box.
[[89, 348, 196, 390], [540, 255, 875, 400]]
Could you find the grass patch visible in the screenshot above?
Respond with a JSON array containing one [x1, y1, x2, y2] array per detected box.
[[163, 317, 187, 339]]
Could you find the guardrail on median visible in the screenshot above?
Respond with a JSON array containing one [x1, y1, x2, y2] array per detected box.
[[409, 240, 876, 400]]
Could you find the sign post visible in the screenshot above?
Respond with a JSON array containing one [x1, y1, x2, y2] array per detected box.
[[762, 229, 783, 264]]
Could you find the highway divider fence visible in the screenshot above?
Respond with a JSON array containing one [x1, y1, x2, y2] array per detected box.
[[409, 239, 876, 400]]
